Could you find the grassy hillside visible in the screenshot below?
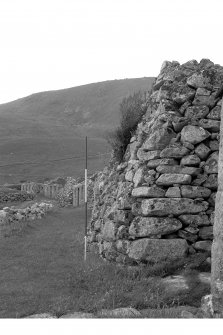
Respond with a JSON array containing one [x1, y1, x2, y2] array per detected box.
[[0, 77, 154, 184]]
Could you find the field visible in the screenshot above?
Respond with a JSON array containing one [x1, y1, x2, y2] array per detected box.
[[0, 205, 210, 318]]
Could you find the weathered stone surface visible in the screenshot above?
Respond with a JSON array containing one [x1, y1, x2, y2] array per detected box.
[[125, 170, 134, 182], [114, 209, 133, 226], [179, 214, 210, 226], [194, 143, 211, 159], [132, 186, 165, 198], [203, 174, 218, 190], [171, 85, 196, 104], [180, 154, 201, 166], [196, 88, 211, 96], [156, 165, 200, 176], [129, 141, 141, 160], [207, 106, 221, 120], [140, 198, 209, 217], [137, 149, 161, 161], [129, 217, 182, 238], [181, 185, 211, 198], [184, 226, 199, 234], [172, 117, 189, 133], [204, 152, 218, 174], [141, 127, 176, 151], [128, 238, 188, 262], [156, 174, 191, 186], [181, 141, 194, 150], [187, 73, 211, 89], [116, 239, 130, 254], [193, 240, 212, 252], [181, 125, 210, 144], [133, 167, 145, 187], [160, 144, 190, 158], [101, 220, 117, 241], [165, 186, 181, 198], [208, 192, 216, 207], [147, 158, 178, 168], [178, 230, 198, 243], [198, 119, 221, 132], [192, 95, 216, 108], [199, 226, 213, 240], [185, 105, 210, 119], [209, 140, 219, 151]]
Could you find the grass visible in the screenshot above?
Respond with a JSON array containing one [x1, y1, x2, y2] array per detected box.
[[0, 205, 210, 318]]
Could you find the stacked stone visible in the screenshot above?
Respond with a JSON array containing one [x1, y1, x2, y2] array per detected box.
[[89, 59, 223, 265], [0, 202, 53, 237], [56, 175, 96, 208], [0, 190, 34, 204]]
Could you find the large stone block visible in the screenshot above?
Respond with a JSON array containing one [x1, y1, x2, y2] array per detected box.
[[128, 238, 188, 262], [181, 125, 210, 144], [193, 240, 212, 253], [181, 185, 211, 198], [101, 220, 117, 241], [204, 152, 219, 174], [184, 105, 210, 119], [132, 186, 165, 198], [137, 149, 161, 161], [203, 174, 218, 190], [129, 217, 182, 238], [194, 143, 211, 159], [171, 85, 196, 104], [156, 173, 191, 186], [207, 105, 221, 120], [147, 158, 178, 168], [160, 144, 190, 158], [199, 226, 213, 240], [141, 127, 176, 151], [140, 198, 209, 217], [165, 186, 181, 198], [187, 73, 211, 89], [133, 167, 145, 187], [180, 154, 201, 166], [156, 165, 200, 176], [178, 229, 198, 243], [198, 119, 221, 132]]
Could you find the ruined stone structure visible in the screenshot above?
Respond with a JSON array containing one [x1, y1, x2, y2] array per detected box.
[[21, 182, 62, 199], [89, 59, 223, 265]]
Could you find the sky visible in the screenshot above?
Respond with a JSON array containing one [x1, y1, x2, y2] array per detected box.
[[0, 0, 223, 104]]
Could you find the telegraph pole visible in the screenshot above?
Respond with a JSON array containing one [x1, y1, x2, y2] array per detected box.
[[84, 136, 88, 261]]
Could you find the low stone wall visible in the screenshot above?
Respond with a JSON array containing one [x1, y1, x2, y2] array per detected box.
[[0, 202, 53, 237], [0, 190, 34, 203]]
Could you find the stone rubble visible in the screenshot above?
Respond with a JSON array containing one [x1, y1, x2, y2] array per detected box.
[[88, 58, 223, 265], [0, 202, 53, 237]]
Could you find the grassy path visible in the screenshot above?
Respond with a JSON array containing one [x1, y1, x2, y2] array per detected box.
[[0, 206, 102, 318]]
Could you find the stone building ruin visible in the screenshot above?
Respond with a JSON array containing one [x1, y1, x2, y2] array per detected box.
[[89, 59, 223, 265]]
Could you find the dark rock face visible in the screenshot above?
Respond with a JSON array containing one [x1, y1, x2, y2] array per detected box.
[[89, 58, 222, 264]]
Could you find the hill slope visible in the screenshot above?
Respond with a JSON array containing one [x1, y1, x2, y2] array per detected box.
[[0, 77, 154, 184]]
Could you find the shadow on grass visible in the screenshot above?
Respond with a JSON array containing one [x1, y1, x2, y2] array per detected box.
[[50, 253, 211, 317]]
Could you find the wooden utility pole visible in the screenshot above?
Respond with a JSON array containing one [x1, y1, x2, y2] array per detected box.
[[211, 102, 223, 315], [84, 136, 88, 261]]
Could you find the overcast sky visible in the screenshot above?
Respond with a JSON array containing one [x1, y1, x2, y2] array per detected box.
[[0, 0, 223, 104]]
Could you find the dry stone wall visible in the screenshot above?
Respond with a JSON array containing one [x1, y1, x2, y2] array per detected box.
[[0, 202, 53, 237], [89, 59, 223, 265]]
